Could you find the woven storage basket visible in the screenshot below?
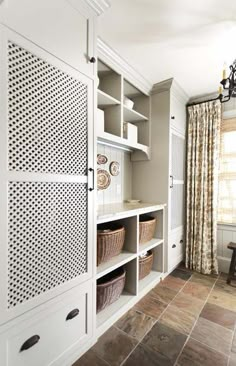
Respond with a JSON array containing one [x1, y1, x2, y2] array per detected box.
[[139, 215, 156, 244], [139, 251, 153, 280], [97, 224, 125, 266], [97, 267, 126, 313]]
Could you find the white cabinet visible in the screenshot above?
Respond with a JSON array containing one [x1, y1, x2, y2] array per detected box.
[[0, 0, 96, 78], [132, 78, 188, 272], [0, 26, 95, 324], [0, 281, 94, 366]]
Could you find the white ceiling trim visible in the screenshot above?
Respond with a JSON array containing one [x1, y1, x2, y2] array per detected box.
[[85, 0, 111, 15], [97, 37, 153, 95]]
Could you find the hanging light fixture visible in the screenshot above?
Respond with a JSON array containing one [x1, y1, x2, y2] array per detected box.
[[219, 60, 236, 103]]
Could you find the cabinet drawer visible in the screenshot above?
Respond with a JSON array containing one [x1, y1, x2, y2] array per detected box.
[[168, 230, 184, 270], [1, 281, 93, 366]]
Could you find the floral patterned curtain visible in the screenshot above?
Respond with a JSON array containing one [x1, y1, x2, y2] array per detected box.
[[186, 100, 221, 274]]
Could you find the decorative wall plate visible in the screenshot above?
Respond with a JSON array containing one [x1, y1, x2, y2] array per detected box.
[[97, 154, 108, 165], [109, 161, 120, 176], [97, 169, 111, 190]]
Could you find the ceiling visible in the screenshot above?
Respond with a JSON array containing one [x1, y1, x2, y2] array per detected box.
[[98, 0, 236, 98]]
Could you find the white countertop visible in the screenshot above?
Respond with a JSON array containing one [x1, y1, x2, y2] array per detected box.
[[97, 202, 166, 223]]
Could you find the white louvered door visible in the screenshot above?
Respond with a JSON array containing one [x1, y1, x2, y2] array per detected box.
[[0, 26, 94, 324]]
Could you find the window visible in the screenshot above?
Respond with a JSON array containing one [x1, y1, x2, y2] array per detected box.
[[218, 118, 236, 224]]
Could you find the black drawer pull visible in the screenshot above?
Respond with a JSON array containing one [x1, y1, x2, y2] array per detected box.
[[89, 57, 96, 63], [20, 335, 40, 352], [172, 244, 176, 248], [180, 239, 183, 244], [171, 116, 175, 119], [66, 308, 80, 321]]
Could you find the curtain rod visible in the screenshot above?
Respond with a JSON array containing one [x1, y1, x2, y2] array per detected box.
[[187, 95, 220, 107]]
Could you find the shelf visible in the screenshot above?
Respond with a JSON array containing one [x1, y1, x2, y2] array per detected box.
[[123, 105, 148, 123], [97, 131, 149, 156], [97, 202, 166, 224], [96, 251, 136, 279], [96, 291, 135, 329], [139, 270, 163, 293], [97, 89, 120, 108], [139, 238, 163, 255]]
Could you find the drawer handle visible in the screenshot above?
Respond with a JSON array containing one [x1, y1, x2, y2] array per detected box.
[[89, 57, 96, 63], [180, 239, 183, 244], [172, 244, 176, 248], [171, 116, 175, 119], [66, 308, 80, 321], [20, 335, 40, 352]]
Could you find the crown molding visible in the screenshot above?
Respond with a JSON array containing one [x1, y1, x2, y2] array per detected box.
[[97, 37, 152, 95], [152, 78, 189, 103], [85, 0, 110, 15]]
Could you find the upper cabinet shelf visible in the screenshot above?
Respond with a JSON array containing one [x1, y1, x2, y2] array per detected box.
[[123, 105, 148, 123], [98, 89, 120, 108], [96, 59, 151, 161]]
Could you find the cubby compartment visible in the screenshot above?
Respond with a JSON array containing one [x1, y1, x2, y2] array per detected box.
[[98, 60, 122, 103], [96, 259, 138, 330], [138, 209, 164, 253], [139, 243, 164, 292], [96, 216, 138, 279]]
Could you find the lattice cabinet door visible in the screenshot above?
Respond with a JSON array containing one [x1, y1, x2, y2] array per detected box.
[[0, 26, 95, 324]]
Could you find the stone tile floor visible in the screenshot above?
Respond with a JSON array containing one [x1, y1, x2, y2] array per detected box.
[[73, 266, 236, 366]]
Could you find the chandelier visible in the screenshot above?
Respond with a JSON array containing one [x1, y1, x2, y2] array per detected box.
[[219, 60, 236, 103]]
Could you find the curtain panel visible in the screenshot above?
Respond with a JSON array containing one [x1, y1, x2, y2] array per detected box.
[[186, 100, 221, 274]]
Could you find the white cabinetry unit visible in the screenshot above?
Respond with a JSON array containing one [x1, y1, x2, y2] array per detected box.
[[0, 1, 110, 365], [132, 78, 188, 272], [96, 203, 166, 336], [0, 0, 97, 78]]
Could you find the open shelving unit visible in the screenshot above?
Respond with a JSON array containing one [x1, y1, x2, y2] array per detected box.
[[97, 60, 151, 160], [96, 203, 166, 337]]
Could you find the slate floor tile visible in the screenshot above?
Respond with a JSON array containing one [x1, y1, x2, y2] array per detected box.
[[92, 326, 138, 366], [150, 284, 178, 304], [72, 350, 109, 366], [189, 273, 216, 288], [191, 317, 233, 355], [123, 343, 172, 366], [115, 309, 156, 340], [170, 268, 192, 281], [177, 338, 228, 366], [142, 322, 187, 364], [159, 304, 197, 335], [134, 292, 167, 319], [159, 275, 186, 291], [181, 281, 211, 300], [200, 302, 236, 330], [171, 292, 204, 316]]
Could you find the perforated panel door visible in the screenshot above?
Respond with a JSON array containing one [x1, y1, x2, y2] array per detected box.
[[0, 27, 94, 323], [169, 130, 186, 232]]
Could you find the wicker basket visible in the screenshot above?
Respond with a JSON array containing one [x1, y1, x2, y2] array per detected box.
[[139, 251, 153, 280], [97, 224, 125, 266], [139, 215, 156, 244], [97, 267, 126, 313]]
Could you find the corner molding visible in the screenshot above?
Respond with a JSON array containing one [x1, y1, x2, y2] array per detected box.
[[152, 78, 189, 103], [97, 37, 153, 95], [85, 0, 111, 15]]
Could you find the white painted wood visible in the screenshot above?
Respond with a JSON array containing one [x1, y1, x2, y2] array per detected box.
[[97, 144, 132, 205], [96, 252, 137, 279], [132, 79, 187, 273], [104, 105, 122, 137], [97, 202, 166, 224], [123, 105, 148, 122], [0, 281, 94, 366], [97, 131, 150, 158], [0, 26, 95, 324], [139, 239, 163, 255], [139, 271, 162, 292], [97, 89, 120, 108], [0, 0, 96, 78]]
